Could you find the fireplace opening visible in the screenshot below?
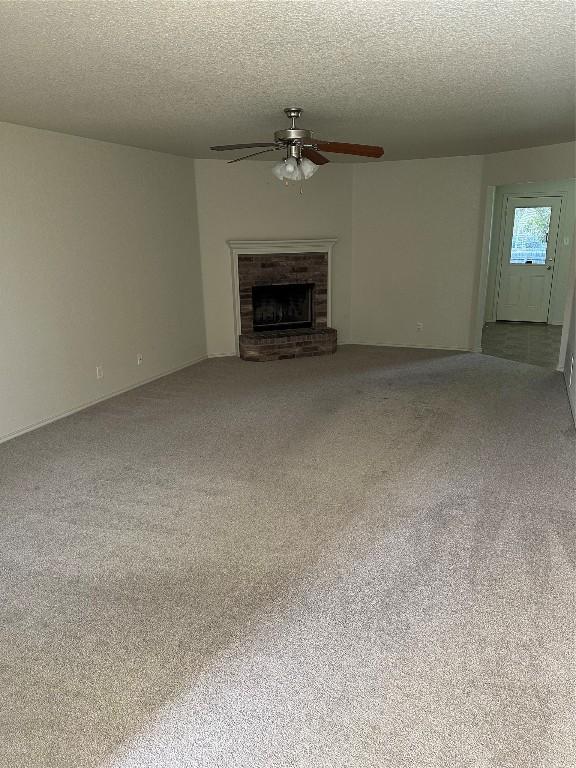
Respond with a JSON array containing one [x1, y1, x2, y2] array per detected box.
[[252, 283, 314, 332]]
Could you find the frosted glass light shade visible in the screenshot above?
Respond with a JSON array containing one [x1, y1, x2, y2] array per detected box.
[[300, 158, 319, 179], [272, 160, 287, 180], [285, 157, 298, 177], [271, 157, 319, 182]]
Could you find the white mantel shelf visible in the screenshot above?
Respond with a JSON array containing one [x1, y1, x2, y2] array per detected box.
[[227, 239, 338, 252]]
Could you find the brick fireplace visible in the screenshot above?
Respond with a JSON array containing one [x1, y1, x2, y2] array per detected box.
[[229, 239, 338, 362]]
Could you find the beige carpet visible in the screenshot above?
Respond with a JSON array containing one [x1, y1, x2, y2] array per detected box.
[[1, 346, 574, 768]]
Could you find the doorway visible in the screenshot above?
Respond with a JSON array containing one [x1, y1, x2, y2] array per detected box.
[[478, 181, 575, 370], [495, 195, 562, 322]]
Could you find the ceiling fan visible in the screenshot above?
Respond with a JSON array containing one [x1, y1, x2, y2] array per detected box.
[[210, 107, 384, 183]]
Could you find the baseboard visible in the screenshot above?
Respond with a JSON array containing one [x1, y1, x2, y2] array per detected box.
[[207, 352, 237, 358], [0, 354, 208, 446], [345, 341, 470, 352]]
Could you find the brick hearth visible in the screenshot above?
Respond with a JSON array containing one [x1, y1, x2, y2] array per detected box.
[[236, 251, 337, 362], [239, 328, 337, 362]]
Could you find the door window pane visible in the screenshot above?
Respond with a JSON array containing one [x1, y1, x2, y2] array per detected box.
[[510, 206, 551, 264]]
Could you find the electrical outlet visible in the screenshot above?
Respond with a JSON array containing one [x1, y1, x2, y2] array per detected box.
[[416, 322, 424, 331], [137, 353, 143, 366], [96, 365, 104, 380]]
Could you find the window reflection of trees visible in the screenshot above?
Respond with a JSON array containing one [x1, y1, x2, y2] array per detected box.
[[510, 207, 551, 264]]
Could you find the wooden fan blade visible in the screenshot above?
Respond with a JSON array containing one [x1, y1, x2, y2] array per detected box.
[[302, 148, 330, 165], [315, 141, 384, 158], [227, 148, 279, 163], [210, 142, 276, 151]]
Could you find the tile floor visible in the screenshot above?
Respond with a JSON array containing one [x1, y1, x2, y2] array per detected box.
[[482, 321, 563, 368]]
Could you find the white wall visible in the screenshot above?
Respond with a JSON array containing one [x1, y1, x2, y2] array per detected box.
[[564, 283, 576, 423], [561, 232, 576, 424], [196, 143, 575, 357], [350, 155, 484, 350], [482, 142, 575, 187], [3, 131, 573, 443], [194, 160, 353, 356], [0, 122, 205, 442]]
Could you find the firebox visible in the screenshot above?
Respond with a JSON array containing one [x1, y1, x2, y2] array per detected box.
[[252, 283, 314, 332]]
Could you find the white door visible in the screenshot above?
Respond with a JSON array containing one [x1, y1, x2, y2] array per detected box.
[[496, 195, 562, 322]]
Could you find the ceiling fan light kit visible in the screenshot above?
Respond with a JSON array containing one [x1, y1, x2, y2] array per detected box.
[[210, 107, 384, 186], [271, 156, 319, 182]]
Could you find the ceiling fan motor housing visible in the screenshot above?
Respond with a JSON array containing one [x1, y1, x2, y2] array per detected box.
[[274, 128, 314, 159]]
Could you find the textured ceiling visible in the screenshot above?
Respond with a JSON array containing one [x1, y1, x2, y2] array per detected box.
[[0, 0, 574, 161]]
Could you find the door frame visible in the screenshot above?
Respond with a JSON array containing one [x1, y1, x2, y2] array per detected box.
[[494, 194, 563, 322], [472, 179, 575, 371]]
